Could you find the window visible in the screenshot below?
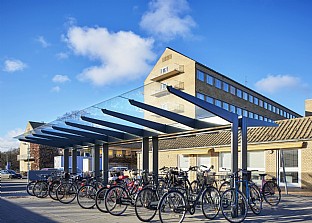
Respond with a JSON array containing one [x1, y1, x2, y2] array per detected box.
[[215, 78, 222, 89], [243, 92, 248, 100], [196, 92, 205, 100], [178, 155, 189, 171], [248, 151, 265, 171], [236, 89, 242, 98], [272, 106, 276, 113], [230, 85, 236, 95], [287, 113, 290, 119], [280, 109, 283, 116], [219, 152, 231, 170], [268, 104, 272, 111], [223, 102, 229, 110], [215, 99, 221, 107], [249, 111, 254, 118], [206, 96, 214, 104], [279, 149, 299, 184], [230, 105, 236, 113], [160, 83, 167, 90], [276, 107, 280, 114], [196, 70, 205, 81], [263, 102, 267, 109], [259, 99, 263, 107], [249, 94, 253, 103], [259, 115, 263, 120], [237, 107, 242, 116], [160, 66, 169, 74], [254, 97, 259, 105], [223, 82, 229, 92], [254, 114, 259, 119], [243, 110, 248, 117], [197, 155, 211, 168], [207, 74, 214, 85], [264, 117, 268, 122]]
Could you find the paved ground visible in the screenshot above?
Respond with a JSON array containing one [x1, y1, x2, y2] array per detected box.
[[1, 179, 312, 223]]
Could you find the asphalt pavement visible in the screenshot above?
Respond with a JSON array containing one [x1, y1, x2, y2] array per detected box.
[[0, 179, 312, 223]]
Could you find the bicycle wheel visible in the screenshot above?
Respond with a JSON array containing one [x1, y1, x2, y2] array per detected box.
[[33, 181, 49, 198], [95, 187, 109, 212], [202, 186, 220, 219], [104, 185, 128, 216], [56, 182, 77, 204], [219, 181, 231, 195], [135, 187, 158, 222], [26, 180, 36, 196], [158, 190, 186, 223], [249, 184, 262, 215], [48, 181, 60, 200], [221, 188, 248, 223], [262, 181, 281, 206], [77, 185, 97, 209]]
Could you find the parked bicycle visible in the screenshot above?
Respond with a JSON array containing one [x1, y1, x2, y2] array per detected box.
[[158, 165, 220, 223], [220, 169, 262, 223]]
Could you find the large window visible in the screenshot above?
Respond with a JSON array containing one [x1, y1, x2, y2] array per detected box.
[[248, 151, 265, 171], [243, 92, 248, 100], [196, 70, 205, 81], [179, 155, 189, 171], [279, 149, 299, 186], [219, 152, 231, 171]]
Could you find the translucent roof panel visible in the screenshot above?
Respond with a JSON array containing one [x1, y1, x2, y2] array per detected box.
[[17, 81, 229, 142]]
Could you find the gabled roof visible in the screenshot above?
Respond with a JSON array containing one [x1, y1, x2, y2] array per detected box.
[[29, 121, 45, 129], [158, 116, 312, 150]]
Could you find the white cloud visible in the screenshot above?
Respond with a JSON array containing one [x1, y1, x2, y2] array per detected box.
[[52, 74, 70, 83], [65, 26, 156, 86], [56, 52, 69, 60], [51, 86, 61, 92], [140, 0, 196, 41], [3, 59, 27, 72], [255, 74, 303, 94], [0, 128, 24, 152], [36, 36, 50, 48]]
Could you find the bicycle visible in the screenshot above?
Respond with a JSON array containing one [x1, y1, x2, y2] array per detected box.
[[104, 170, 145, 216], [220, 169, 262, 223], [77, 176, 104, 209], [258, 173, 281, 206], [158, 165, 220, 223]]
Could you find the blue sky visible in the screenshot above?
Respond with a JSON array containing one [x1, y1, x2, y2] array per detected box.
[[1, 0, 311, 151]]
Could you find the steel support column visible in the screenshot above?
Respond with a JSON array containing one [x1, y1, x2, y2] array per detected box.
[[102, 143, 109, 185], [71, 147, 77, 174], [231, 120, 239, 174], [152, 136, 158, 184], [142, 137, 149, 172], [240, 117, 248, 170], [240, 117, 248, 195], [93, 144, 101, 179], [63, 148, 70, 173]]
